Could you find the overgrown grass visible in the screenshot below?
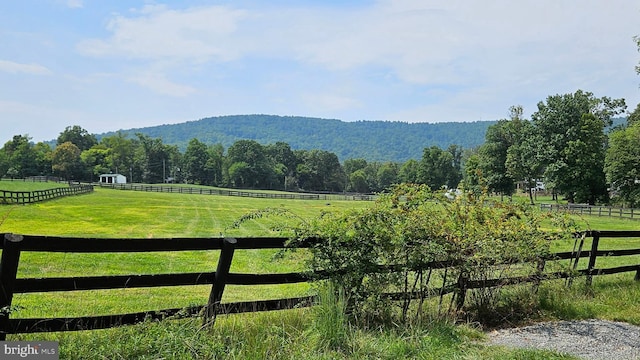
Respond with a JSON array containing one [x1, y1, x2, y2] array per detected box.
[[11, 294, 578, 359], [0, 185, 637, 358]]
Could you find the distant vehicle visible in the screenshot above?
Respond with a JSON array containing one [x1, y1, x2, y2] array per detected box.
[[445, 188, 462, 200]]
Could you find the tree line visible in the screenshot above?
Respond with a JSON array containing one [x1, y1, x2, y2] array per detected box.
[[1, 90, 639, 206], [0, 127, 462, 194]]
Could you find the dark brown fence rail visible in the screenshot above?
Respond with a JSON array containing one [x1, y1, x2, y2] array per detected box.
[[541, 203, 639, 220], [0, 230, 639, 338], [0, 176, 62, 183], [0, 185, 94, 205], [99, 183, 321, 200], [98, 183, 377, 201]]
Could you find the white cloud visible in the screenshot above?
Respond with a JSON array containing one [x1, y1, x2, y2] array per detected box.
[[67, 1, 640, 125], [77, 1, 639, 83], [66, 0, 83, 9], [77, 5, 249, 62], [0, 60, 51, 75], [128, 71, 196, 97]]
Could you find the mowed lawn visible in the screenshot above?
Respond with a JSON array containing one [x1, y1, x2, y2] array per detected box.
[[0, 186, 371, 318]]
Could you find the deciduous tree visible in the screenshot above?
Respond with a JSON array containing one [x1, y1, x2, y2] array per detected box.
[[57, 125, 97, 151], [2, 135, 38, 177], [417, 146, 456, 190], [477, 119, 516, 197], [532, 90, 625, 204], [183, 138, 209, 184], [605, 121, 640, 207], [226, 140, 272, 189], [52, 141, 82, 180]]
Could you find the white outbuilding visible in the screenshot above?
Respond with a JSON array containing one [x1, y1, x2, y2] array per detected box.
[[99, 173, 127, 184]]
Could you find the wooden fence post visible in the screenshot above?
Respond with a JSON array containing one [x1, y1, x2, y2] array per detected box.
[[568, 232, 585, 287], [454, 271, 468, 312], [586, 232, 600, 287], [0, 234, 23, 340], [203, 237, 237, 327], [533, 259, 546, 292]]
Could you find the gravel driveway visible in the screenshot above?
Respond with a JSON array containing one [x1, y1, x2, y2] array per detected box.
[[487, 319, 640, 359]]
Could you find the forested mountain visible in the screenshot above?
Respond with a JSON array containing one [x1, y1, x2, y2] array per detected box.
[[99, 115, 494, 162]]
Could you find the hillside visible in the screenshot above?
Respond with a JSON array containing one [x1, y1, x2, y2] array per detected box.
[[100, 115, 494, 162]]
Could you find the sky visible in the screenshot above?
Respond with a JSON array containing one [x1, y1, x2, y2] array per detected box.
[[1, 0, 639, 143]]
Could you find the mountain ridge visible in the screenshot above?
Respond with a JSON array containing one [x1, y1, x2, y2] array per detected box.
[[99, 114, 495, 162]]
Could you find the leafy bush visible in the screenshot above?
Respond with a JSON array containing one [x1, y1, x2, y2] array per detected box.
[[288, 184, 576, 326]]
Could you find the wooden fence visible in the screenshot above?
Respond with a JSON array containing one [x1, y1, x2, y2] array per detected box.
[[0, 176, 63, 183], [0, 185, 94, 205], [541, 203, 639, 220], [0, 230, 639, 338], [99, 183, 376, 201]]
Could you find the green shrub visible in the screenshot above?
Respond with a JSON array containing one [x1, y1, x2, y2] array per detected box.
[[288, 184, 577, 326]]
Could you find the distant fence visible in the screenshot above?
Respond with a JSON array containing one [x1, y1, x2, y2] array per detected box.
[[0, 185, 94, 205], [0, 176, 63, 183], [541, 203, 639, 220], [1, 230, 639, 338], [99, 183, 376, 201]]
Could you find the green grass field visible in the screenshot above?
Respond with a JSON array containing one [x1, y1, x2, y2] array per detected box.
[[0, 179, 67, 192], [1, 182, 640, 359], [0, 186, 370, 318]]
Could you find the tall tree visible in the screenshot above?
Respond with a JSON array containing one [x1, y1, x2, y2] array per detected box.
[[505, 115, 544, 204], [462, 152, 484, 195], [628, 103, 640, 126], [0, 150, 9, 178], [227, 161, 252, 188], [398, 159, 420, 184], [477, 119, 516, 197], [81, 145, 111, 182], [183, 138, 210, 184], [100, 131, 136, 177], [2, 135, 38, 177], [348, 169, 369, 193], [343, 158, 368, 177], [344, 158, 369, 192], [376, 162, 399, 191], [532, 90, 626, 204], [605, 121, 640, 207], [265, 142, 297, 190], [57, 125, 97, 151], [417, 146, 456, 190], [446, 144, 463, 189], [205, 143, 225, 186], [226, 140, 272, 189], [52, 141, 82, 180], [136, 134, 172, 183], [296, 149, 345, 192], [32, 142, 53, 177]]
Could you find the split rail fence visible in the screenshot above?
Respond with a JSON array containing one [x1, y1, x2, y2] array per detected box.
[[98, 183, 376, 201], [0, 185, 94, 205], [1, 230, 639, 338], [541, 203, 639, 220]]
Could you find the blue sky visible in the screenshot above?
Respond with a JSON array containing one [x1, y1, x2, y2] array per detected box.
[[1, 0, 639, 142]]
